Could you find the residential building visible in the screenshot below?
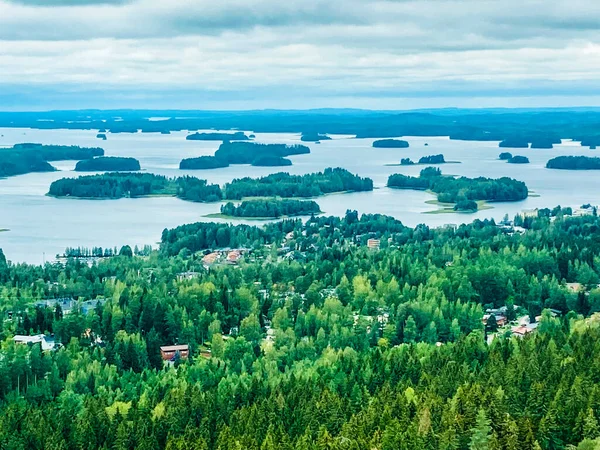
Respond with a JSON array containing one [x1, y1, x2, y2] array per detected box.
[[13, 334, 56, 351], [160, 344, 189, 362], [367, 238, 380, 250]]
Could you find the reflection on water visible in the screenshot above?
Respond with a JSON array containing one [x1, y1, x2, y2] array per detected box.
[[0, 128, 598, 264]]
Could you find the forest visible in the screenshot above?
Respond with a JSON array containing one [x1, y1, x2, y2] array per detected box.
[[186, 132, 251, 141], [250, 156, 292, 167], [48, 173, 223, 203], [214, 142, 310, 165], [499, 138, 529, 148], [2, 211, 600, 448], [0, 144, 105, 177], [547, 156, 600, 170], [219, 199, 321, 218], [223, 168, 374, 200], [373, 139, 410, 148], [301, 132, 331, 142], [74, 157, 141, 172], [180, 156, 230, 170], [508, 156, 530, 164], [388, 168, 529, 208]]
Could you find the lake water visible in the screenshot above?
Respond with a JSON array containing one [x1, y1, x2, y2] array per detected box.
[[1, 128, 598, 264]]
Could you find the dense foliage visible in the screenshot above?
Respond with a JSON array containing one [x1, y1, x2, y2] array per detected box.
[[251, 156, 292, 167], [223, 168, 373, 200], [75, 157, 141, 172], [499, 152, 513, 160], [499, 138, 529, 148], [215, 142, 310, 165], [186, 131, 250, 141], [220, 199, 321, 218], [373, 139, 409, 148], [0, 144, 104, 177], [508, 156, 530, 164], [418, 154, 445, 164], [301, 132, 331, 142], [180, 156, 229, 170], [48, 173, 223, 203], [2, 212, 600, 448], [388, 170, 528, 206], [547, 156, 600, 170]]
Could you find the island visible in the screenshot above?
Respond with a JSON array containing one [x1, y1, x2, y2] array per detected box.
[[531, 139, 554, 149], [395, 154, 448, 166], [251, 156, 292, 167], [546, 156, 600, 170], [224, 167, 373, 200], [48, 173, 223, 203], [499, 152, 513, 160], [387, 168, 528, 212], [186, 131, 251, 141], [301, 132, 331, 142], [373, 139, 409, 148], [217, 199, 321, 219], [0, 144, 105, 178], [507, 155, 530, 164], [74, 157, 141, 172], [214, 142, 310, 165], [179, 156, 229, 170], [499, 138, 529, 148], [96, 133, 107, 140]]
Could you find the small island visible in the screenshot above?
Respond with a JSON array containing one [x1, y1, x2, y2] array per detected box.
[[531, 139, 554, 149], [499, 138, 529, 148], [507, 155, 530, 164], [75, 157, 141, 172], [373, 139, 409, 148], [224, 167, 373, 200], [48, 173, 223, 203], [499, 152, 513, 160], [186, 131, 250, 141], [301, 132, 331, 142], [394, 154, 452, 166], [387, 168, 528, 212], [251, 156, 292, 167], [217, 199, 321, 219], [215, 142, 310, 165], [96, 133, 107, 140], [180, 156, 229, 170], [0, 144, 105, 178], [546, 156, 600, 170]]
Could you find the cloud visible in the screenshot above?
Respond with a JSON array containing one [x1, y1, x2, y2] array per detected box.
[[0, 0, 598, 108]]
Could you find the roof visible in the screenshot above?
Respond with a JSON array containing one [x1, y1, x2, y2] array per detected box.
[[160, 345, 189, 352]]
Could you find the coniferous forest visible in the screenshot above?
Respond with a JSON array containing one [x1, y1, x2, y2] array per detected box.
[[2, 211, 600, 449]]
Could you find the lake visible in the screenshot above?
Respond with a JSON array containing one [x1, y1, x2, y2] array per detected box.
[[1, 128, 598, 264]]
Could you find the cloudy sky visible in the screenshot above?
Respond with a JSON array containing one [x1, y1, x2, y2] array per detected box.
[[1, 0, 599, 110]]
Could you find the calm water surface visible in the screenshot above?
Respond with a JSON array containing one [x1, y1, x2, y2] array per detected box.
[[0, 128, 597, 264]]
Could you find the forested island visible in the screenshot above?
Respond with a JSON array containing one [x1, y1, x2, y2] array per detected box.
[[96, 133, 107, 140], [499, 138, 529, 148], [48, 173, 223, 203], [186, 131, 251, 141], [223, 167, 373, 199], [214, 142, 310, 165], [179, 156, 229, 170], [0, 144, 105, 177], [250, 155, 292, 166], [397, 154, 447, 165], [373, 139, 409, 148], [546, 155, 600, 170], [499, 152, 513, 160], [4, 210, 600, 448], [507, 155, 530, 164], [300, 132, 331, 142], [388, 168, 528, 211], [74, 157, 141, 172], [531, 138, 556, 149], [218, 199, 321, 218]]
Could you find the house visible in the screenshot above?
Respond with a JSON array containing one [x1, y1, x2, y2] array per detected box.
[[566, 283, 583, 293], [202, 252, 219, 267], [160, 344, 189, 362], [226, 250, 241, 264], [177, 271, 201, 282], [33, 297, 75, 315], [522, 209, 539, 218], [13, 334, 56, 351], [367, 238, 380, 250], [483, 314, 507, 327]]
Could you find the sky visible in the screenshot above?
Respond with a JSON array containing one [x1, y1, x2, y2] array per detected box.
[[1, 0, 599, 110]]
